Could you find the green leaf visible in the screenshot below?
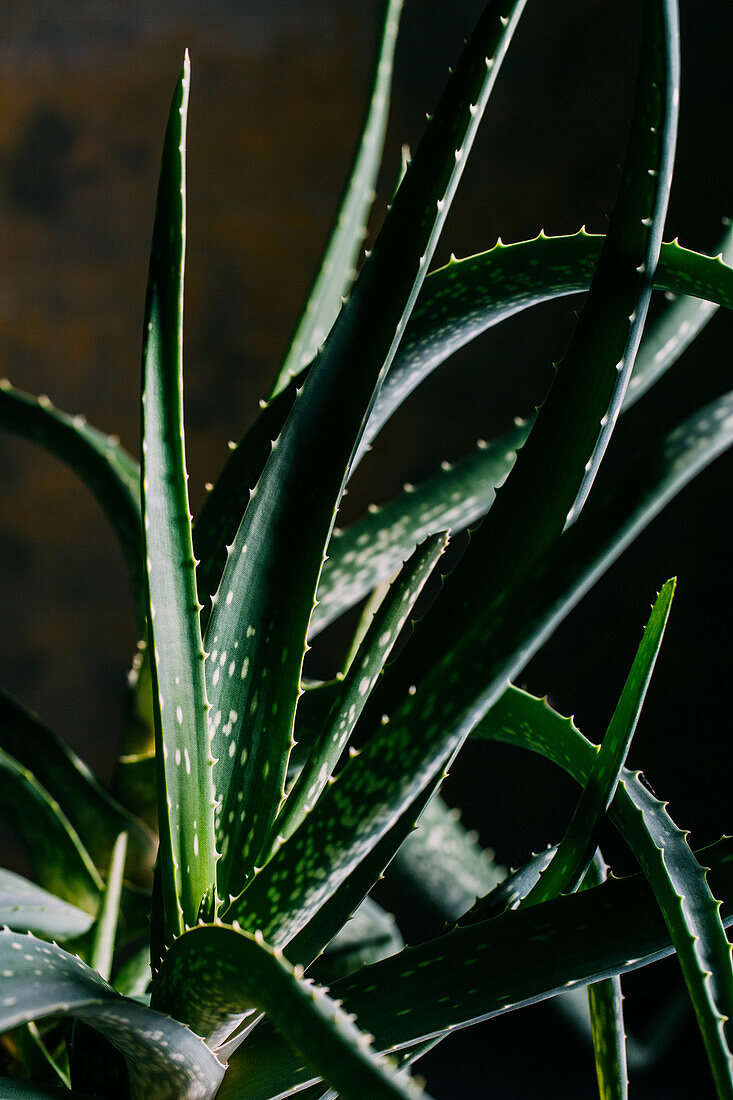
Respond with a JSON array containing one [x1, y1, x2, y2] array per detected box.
[[273, 534, 448, 850], [0, 380, 144, 628], [0, 747, 102, 913], [141, 53, 217, 938], [0, 869, 92, 941], [189, 231, 733, 644], [473, 687, 733, 1097], [0, 690, 155, 886], [270, 0, 405, 397], [153, 923, 428, 1100], [313, 230, 733, 637], [526, 579, 675, 905], [208, 0, 528, 901], [238, 366, 733, 951], [355, 228, 733, 463], [221, 837, 733, 1100], [0, 930, 224, 1100]]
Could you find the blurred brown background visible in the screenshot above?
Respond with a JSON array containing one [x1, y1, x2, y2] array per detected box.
[[1, 2, 732, 1094]]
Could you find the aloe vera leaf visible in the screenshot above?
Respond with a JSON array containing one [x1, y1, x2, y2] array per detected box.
[[0, 691, 155, 886], [0, 747, 102, 913], [389, 794, 504, 924], [221, 836, 733, 1100], [141, 54, 217, 937], [354, 229, 733, 464], [0, 379, 144, 627], [0, 869, 92, 941], [473, 687, 733, 1096], [272, 534, 448, 849], [208, 0, 528, 901], [270, 0, 405, 398], [242, 374, 733, 951], [526, 579, 675, 905], [197, 236, 733, 641], [155, 927, 431, 1100], [312, 426, 525, 637], [0, 931, 224, 1100], [315, 222, 733, 640], [87, 833, 127, 983]]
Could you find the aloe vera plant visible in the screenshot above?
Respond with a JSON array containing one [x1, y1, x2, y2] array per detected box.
[[2, 1, 733, 1097]]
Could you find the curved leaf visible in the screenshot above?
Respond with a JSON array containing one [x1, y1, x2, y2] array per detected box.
[[153, 924, 428, 1099], [356, 225, 733, 463], [0, 930, 224, 1100]]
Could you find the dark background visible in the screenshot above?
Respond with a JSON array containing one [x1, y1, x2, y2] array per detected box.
[[1, 1, 732, 1095]]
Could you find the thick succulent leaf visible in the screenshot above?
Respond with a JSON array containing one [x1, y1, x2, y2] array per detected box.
[[389, 794, 504, 925], [235, 372, 733, 950], [273, 534, 447, 849], [312, 426, 525, 637], [195, 234, 733, 642], [526, 579, 675, 904], [474, 687, 733, 1096], [354, 229, 733, 464], [208, 0, 528, 900], [0, 379, 144, 627], [152, 924, 428, 1100], [0, 931, 224, 1100], [310, 230, 733, 638], [0, 747, 102, 913], [270, 0, 405, 397], [221, 837, 733, 1100], [0, 691, 155, 886], [0, 869, 92, 941], [141, 54, 217, 937]]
